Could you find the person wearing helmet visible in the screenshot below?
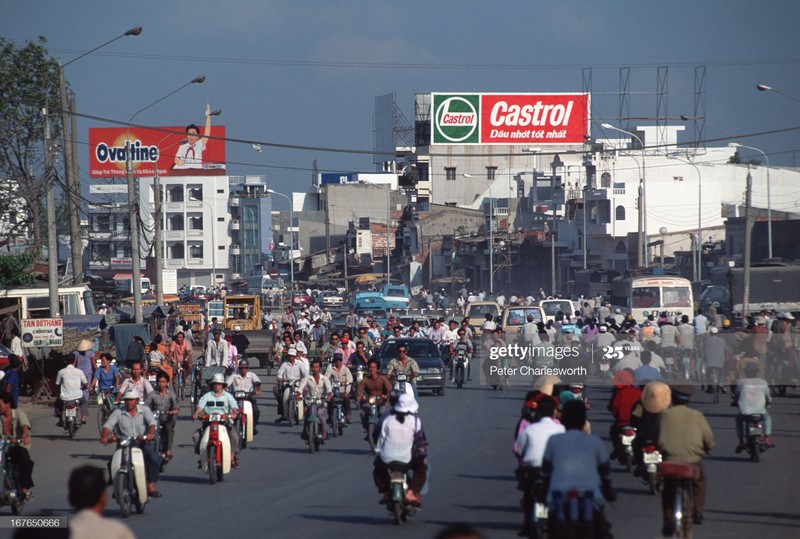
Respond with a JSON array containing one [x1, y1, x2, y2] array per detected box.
[[735, 362, 773, 452], [227, 359, 262, 429], [193, 373, 241, 469], [373, 393, 427, 506], [230, 326, 250, 362], [101, 389, 161, 497]]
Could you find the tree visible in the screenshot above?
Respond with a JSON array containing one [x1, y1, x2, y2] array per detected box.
[[0, 37, 64, 257], [0, 252, 36, 286]]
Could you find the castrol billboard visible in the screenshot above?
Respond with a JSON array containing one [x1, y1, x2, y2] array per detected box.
[[88, 126, 226, 178], [431, 93, 589, 145]]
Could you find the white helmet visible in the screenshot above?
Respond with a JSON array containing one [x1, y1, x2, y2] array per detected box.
[[234, 325, 242, 332]]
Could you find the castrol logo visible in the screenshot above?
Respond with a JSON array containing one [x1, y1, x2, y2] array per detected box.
[[435, 96, 478, 143]]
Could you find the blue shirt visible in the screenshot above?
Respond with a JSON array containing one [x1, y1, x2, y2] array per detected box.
[[94, 365, 120, 392], [3, 369, 19, 408], [634, 364, 662, 385], [542, 430, 610, 506]]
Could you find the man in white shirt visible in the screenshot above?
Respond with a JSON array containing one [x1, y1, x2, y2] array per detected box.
[[227, 358, 262, 427], [117, 360, 154, 404], [55, 355, 88, 425], [325, 354, 354, 423], [274, 349, 308, 422], [205, 329, 229, 368], [174, 103, 213, 169], [299, 360, 333, 439]]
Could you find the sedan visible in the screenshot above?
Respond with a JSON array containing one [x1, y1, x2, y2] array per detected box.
[[376, 338, 446, 396]]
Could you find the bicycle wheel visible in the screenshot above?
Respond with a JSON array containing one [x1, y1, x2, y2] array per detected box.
[[97, 406, 109, 436], [679, 483, 693, 538]]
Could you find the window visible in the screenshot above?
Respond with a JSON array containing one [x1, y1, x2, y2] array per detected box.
[[445, 167, 456, 181], [188, 213, 204, 230], [444, 202, 457, 207], [169, 214, 184, 231], [486, 166, 497, 180], [94, 215, 110, 232], [189, 242, 204, 259], [616, 205, 626, 221], [168, 186, 184, 202], [601, 172, 612, 188], [217, 189, 225, 194], [188, 186, 203, 201], [169, 243, 184, 259]]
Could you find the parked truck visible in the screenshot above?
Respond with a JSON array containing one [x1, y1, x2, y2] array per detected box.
[[698, 262, 800, 318]]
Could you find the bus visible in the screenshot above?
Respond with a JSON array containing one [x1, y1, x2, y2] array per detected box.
[[574, 269, 621, 301], [246, 275, 284, 296], [0, 285, 96, 319], [611, 275, 694, 323]]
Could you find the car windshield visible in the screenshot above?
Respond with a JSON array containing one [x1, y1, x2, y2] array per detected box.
[[632, 286, 660, 309], [540, 301, 571, 316], [467, 304, 499, 319], [380, 340, 438, 359], [505, 308, 542, 326]]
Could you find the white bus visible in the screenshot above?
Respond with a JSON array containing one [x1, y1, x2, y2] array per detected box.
[[246, 275, 283, 296], [610, 275, 694, 323], [0, 285, 96, 319]]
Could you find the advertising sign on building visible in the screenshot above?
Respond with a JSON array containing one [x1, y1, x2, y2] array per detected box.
[[320, 173, 356, 185], [111, 258, 146, 270], [88, 126, 227, 178], [21, 318, 63, 348], [431, 93, 589, 145]]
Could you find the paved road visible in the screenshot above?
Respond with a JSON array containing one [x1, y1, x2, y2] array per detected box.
[[11, 363, 800, 539]]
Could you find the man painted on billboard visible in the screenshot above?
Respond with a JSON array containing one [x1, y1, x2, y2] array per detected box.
[[174, 103, 213, 169]]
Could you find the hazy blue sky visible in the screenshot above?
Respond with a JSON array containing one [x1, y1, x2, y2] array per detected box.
[[3, 0, 800, 200]]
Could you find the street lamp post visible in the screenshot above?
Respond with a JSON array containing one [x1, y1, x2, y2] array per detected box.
[[267, 189, 294, 285], [756, 83, 800, 104], [601, 123, 648, 268], [126, 75, 206, 323], [59, 27, 143, 285], [729, 143, 772, 259], [463, 174, 494, 295]]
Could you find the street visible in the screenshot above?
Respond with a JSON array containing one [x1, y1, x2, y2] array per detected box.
[[10, 361, 800, 539]]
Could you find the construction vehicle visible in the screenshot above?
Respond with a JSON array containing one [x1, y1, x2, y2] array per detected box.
[[223, 295, 262, 331]]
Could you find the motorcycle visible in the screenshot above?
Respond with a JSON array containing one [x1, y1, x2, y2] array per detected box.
[[0, 437, 25, 515], [302, 396, 325, 454], [640, 443, 663, 495], [351, 365, 366, 400], [548, 489, 595, 538], [453, 347, 467, 389], [365, 395, 382, 455], [597, 358, 611, 382], [744, 414, 765, 462], [618, 426, 637, 472], [199, 413, 232, 484], [146, 366, 159, 387], [110, 435, 148, 517], [62, 399, 82, 439], [392, 372, 415, 401], [386, 463, 417, 525], [282, 379, 302, 427], [659, 461, 700, 538], [329, 384, 346, 439], [233, 390, 256, 449], [152, 410, 177, 473], [96, 389, 118, 436]]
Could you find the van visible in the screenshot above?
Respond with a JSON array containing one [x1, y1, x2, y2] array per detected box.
[[114, 277, 151, 296], [538, 299, 576, 324], [465, 301, 502, 337], [500, 305, 545, 345]]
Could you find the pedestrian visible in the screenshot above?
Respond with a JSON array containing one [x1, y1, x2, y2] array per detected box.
[[68, 465, 136, 539]]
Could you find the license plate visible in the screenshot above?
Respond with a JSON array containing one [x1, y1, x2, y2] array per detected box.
[[622, 435, 635, 445], [535, 502, 548, 519], [600, 363, 610, 371], [643, 452, 661, 464], [665, 356, 674, 365], [748, 426, 763, 436], [65, 408, 77, 417], [148, 375, 156, 383]]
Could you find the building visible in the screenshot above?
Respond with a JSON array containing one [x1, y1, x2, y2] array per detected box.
[[228, 175, 273, 278]]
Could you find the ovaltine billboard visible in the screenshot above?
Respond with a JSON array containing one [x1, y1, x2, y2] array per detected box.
[[431, 93, 589, 145], [88, 126, 226, 178]]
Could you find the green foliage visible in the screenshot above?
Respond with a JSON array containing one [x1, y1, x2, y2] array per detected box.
[[0, 252, 37, 286]]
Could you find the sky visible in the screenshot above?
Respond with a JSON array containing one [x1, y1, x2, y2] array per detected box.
[[2, 0, 800, 206]]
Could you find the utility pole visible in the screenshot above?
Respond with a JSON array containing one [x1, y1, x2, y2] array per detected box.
[[343, 243, 349, 295], [58, 63, 83, 285], [386, 188, 391, 284], [324, 186, 331, 262], [154, 168, 164, 305], [126, 142, 143, 324], [741, 167, 753, 329], [44, 107, 59, 317]]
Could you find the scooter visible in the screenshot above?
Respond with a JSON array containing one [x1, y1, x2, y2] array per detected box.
[[233, 390, 255, 449], [640, 443, 663, 494], [146, 366, 159, 386], [453, 348, 468, 389], [0, 437, 25, 515], [62, 399, 82, 439], [110, 435, 148, 517], [365, 395, 382, 455], [351, 365, 366, 400], [152, 410, 177, 472], [329, 384, 346, 439], [282, 380, 301, 427], [597, 358, 611, 382], [302, 396, 325, 454], [386, 462, 417, 525], [744, 414, 765, 463], [392, 372, 415, 400], [199, 413, 232, 484], [618, 426, 637, 472]]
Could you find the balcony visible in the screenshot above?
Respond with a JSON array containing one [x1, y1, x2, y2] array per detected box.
[[230, 220, 240, 231], [165, 259, 185, 268], [165, 231, 184, 240], [230, 244, 241, 255]]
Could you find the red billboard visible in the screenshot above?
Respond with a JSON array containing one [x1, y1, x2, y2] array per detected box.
[[88, 126, 226, 178], [432, 93, 590, 145]]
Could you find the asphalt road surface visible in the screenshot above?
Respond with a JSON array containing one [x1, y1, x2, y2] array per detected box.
[[11, 361, 800, 539]]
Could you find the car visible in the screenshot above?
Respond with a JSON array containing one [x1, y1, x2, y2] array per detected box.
[[465, 301, 502, 337], [290, 291, 314, 307], [538, 299, 577, 323], [376, 338, 446, 396], [500, 305, 545, 345], [316, 290, 344, 307], [397, 315, 432, 333]]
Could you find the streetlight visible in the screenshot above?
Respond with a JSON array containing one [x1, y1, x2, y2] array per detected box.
[[728, 142, 772, 259], [267, 189, 294, 285], [463, 173, 495, 295], [126, 75, 206, 322], [756, 84, 800, 104], [59, 26, 143, 285], [601, 123, 648, 268]]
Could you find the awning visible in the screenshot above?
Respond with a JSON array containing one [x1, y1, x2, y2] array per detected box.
[[0, 304, 21, 316]]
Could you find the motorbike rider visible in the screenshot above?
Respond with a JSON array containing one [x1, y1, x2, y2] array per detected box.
[[350, 341, 371, 369], [192, 373, 241, 469], [541, 399, 615, 539], [356, 327, 376, 353], [373, 393, 427, 506], [205, 328, 229, 368], [656, 385, 714, 533], [167, 331, 193, 394], [735, 361, 774, 451], [0, 393, 34, 501], [230, 326, 250, 362], [90, 352, 120, 396], [101, 389, 161, 498], [356, 359, 392, 436], [450, 328, 474, 382], [145, 372, 180, 462], [319, 332, 340, 360], [298, 359, 333, 439], [384, 343, 420, 398], [227, 358, 262, 429], [310, 319, 328, 348], [274, 348, 308, 423], [54, 353, 88, 426], [292, 330, 309, 357], [704, 326, 731, 392], [117, 360, 154, 404], [325, 353, 354, 424], [608, 369, 642, 460], [428, 319, 446, 346]]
